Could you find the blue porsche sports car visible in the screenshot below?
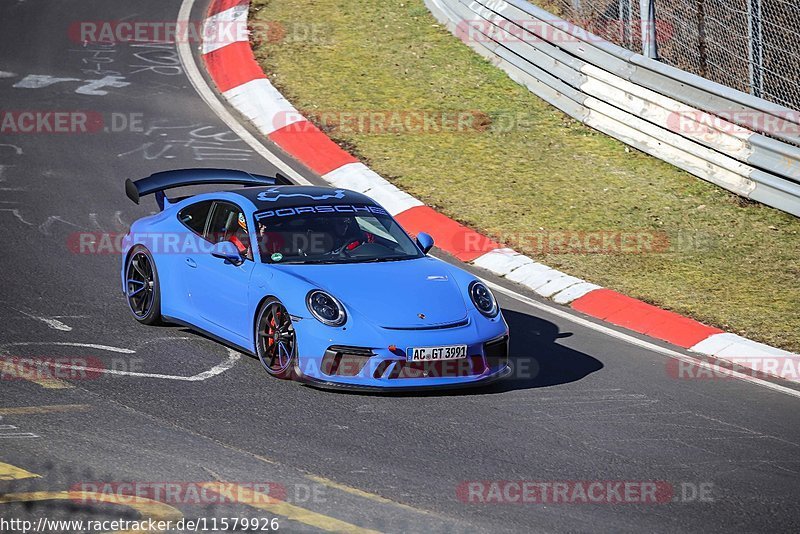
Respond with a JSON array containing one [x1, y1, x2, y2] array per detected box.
[[121, 169, 510, 390]]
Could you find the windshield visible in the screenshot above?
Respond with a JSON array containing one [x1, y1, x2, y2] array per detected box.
[[254, 204, 424, 264]]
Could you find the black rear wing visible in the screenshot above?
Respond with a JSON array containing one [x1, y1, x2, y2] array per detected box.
[[125, 168, 291, 210]]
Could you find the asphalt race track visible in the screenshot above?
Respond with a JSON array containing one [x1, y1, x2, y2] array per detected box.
[[1, 1, 799, 533]]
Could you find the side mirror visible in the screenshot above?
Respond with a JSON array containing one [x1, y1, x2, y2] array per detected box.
[[416, 232, 434, 254], [211, 241, 243, 265]]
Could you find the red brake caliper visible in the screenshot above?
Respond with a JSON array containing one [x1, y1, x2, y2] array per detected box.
[[268, 312, 276, 347]]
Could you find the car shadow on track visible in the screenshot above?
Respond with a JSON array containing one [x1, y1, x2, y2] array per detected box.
[[481, 308, 603, 394]]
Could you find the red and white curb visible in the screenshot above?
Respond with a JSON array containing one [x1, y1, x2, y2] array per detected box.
[[200, 0, 799, 383]]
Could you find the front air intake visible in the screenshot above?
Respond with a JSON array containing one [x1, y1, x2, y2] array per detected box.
[[484, 335, 509, 369], [321, 346, 374, 377]]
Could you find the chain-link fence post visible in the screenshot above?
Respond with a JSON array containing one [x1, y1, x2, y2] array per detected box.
[[639, 0, 658, 59], [619, 0, 633, 49], [695, 0, 708, 78], [747, 0, 764, 98]]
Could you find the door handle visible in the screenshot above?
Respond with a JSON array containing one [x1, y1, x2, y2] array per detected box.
[[185, 258, 197, 268]]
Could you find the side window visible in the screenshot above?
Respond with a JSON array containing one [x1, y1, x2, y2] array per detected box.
[[208, 202, 253, 261], [178, 200, 213, 238]]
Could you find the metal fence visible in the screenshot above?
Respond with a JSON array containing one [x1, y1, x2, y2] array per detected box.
[[424, 0, 800, 216], [536, 0, 800, 112]]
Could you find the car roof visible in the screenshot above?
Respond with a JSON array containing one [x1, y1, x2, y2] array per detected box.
[[229, 185, 379, 210]]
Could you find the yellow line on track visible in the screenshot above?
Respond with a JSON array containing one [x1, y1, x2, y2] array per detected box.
[[305, 474, 421, 513], [248, 450, 433, 518], [27, 377, 74, 389], [199, 482, 383, 534], [0, 462, 40, 481]]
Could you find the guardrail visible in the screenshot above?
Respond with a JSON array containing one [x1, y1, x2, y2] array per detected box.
[[424, 0, 800, 217]]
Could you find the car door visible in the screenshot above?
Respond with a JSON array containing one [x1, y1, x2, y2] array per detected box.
[[172, 199, 215, 320], [188, 200, 255, 342]]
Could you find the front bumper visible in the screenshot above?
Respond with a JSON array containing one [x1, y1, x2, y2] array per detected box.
[[291, 312, 510, 390], [296, 363, 512, 392]]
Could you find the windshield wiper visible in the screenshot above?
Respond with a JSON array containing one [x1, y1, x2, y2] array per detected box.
[[275, 256, 414, 265], [360, 256, 412, 263]]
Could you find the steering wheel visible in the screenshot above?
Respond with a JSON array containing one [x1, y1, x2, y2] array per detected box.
[[332, 239, 364, 256]]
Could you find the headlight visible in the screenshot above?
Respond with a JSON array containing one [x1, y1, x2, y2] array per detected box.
[[306, 290, 347, 327], [469, 281, 499, 318]]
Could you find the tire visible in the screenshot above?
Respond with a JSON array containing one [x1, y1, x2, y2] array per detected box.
[[124, 245, 162, 325], [255, 297, 297, 380]]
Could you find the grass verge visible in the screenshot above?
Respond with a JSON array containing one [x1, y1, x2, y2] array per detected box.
[[250, 0, 800, 352]]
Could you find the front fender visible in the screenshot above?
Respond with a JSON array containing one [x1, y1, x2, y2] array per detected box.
[[248, 263, 390, 350]]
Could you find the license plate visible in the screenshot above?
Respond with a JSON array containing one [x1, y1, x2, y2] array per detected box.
[[406, 345, 467, 362]]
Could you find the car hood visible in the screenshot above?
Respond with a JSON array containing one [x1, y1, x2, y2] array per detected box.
[[273, 258, 469, 328]]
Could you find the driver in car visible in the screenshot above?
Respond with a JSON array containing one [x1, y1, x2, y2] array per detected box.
[[228, 212, 252, 260], [332, 216, 375, 253]]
